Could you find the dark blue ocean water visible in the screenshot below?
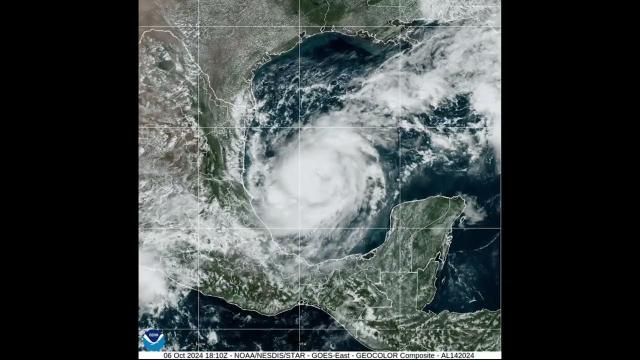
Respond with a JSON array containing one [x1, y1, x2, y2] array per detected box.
[[424, 229, 500, 313], [251, 31, 399, 128], [139, 292, 369, 351]]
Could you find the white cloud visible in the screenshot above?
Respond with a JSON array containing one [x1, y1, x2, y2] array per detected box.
[[377, 12, 501, 165], [206, 330, 219, 345], [247, 126, 387, 233], [139, 249, 169, 310], [460, 194, 487, 225], [418, 0, 502, 23]]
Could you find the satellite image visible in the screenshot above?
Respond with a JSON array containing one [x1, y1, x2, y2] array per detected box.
[[139, 0, 501, 353]]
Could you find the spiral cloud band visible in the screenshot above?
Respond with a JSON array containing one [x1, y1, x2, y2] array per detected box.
[[248, 127, 387, 234]]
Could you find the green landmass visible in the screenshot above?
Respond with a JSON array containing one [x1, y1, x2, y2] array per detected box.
[[197, 196, 501, 350]]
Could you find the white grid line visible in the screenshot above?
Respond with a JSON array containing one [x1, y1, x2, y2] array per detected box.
[[139, 25, 500, 28], [138, 328, 501, 331], [140, 126, 496, 129], [196, 0, 200, 352], [140, 227, 501, 230], [499, 73, 503, 349], [298, 0, 302, 351], [397, 0, 402, 323]]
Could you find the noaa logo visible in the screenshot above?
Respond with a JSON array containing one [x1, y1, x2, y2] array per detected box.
[[142, 329, 166, 351]]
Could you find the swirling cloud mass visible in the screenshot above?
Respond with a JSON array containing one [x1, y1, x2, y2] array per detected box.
[[249, 128, 386, 231], [245, 8, 500, 262]]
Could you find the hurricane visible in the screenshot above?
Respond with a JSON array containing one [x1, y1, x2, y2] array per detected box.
[[248, 126, 387, 232], [242, 15, 500, 262]]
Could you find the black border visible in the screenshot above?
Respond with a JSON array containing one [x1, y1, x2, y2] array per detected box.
[[14, 1, 591, 357]]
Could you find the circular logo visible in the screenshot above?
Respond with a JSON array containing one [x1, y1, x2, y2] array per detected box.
[[142, 329, 166, 351]]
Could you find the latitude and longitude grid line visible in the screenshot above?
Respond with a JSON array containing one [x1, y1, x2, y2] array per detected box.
[[397, 0, 402, 331], [297, 0, 301, 351], [141, 1, 502, 347], [196, 0, 200, 352], [139, 26, 500, 28], [138, 328, 501, 331], [141, 227, 501, 230], [141, 126, 496, 129]]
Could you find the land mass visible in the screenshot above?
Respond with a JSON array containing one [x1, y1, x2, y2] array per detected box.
[[199, 196, 500, 350]]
